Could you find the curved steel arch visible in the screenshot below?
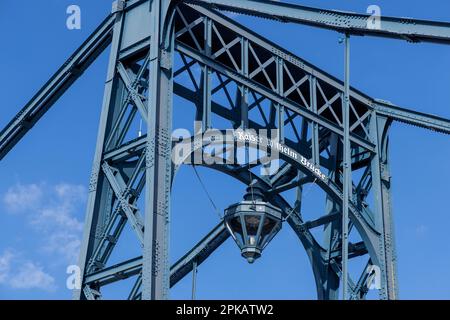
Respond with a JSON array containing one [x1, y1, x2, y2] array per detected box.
[[169, 134, 381, 299]]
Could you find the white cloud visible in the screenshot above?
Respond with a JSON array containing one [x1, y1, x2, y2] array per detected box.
[[2, 182, 87, 265], [0, 182, 87, 292], [33, 184, 86, 264], [43, 232, 82, 264], [0, 250, 55, 291], [9, 262, 56, 291], [0, 250, 14, 283], [3, 183, 43, 213], [31, 204, 83, 233], [54, 183, 86, 204]]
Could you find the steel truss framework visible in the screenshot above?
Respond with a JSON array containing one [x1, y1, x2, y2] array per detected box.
[[1, 0, 450, 300]]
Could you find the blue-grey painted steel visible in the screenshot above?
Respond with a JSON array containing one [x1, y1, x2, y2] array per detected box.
[[3, 2, 449, 163], [0, 14, 115, 161], [84, 256, 142, 286], [170, 222, 229, 286], [172, 133, 378, 299], [1, 0, 449, 301], [370, 114, 398, 299], [374, 100, 450, 134], [142, 0, 174, 300], [191, 260, 197, 300], [175, 43, 376, 152], [75, 7, 127, 300], [188, 0, 450, 43], [341, 34, 351, 300], [322, 134, 341, 300]]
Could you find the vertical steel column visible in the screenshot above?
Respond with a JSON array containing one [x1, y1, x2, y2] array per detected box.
[[276, 57, 284, 143], [294, 171, 303, 216], [379, 145, 398, 299], [75, 6, 125, 300], [202, 17, 212, 130], [322, 133, 341, 300], [341, 33, 351, 300], [142, 0, 174, 300], [370, 113, 398, 299], [240, 38, 249, 129], [309, 76, 320, 166], [191, 259, 198, 300]]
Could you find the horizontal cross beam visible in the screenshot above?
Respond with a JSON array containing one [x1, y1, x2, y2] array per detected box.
[[329, 241, 368, 260], [84, 222, 229, 289], [187, 0, 450, 44], [170, 222, 229, 287], [0, 14, 116, 161], [374, 100, 450, 134], [84, 256, 142, 287], [302, 212, 340, 230]]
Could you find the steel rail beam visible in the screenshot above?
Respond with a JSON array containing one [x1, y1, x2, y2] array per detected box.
[[0, 13, 116, 161], [187, 0, 450, 44], [83, 222, 229, 290], [302, 212, 340, 230], [103, 136, 147, 162], [84, 256, 142, 287], [170, 222, 229, 287], [329, 241, 368, 260], [374, 100, 450, 134]]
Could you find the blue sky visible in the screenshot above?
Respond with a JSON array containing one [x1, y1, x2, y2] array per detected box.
[[0, 0, 449, 300]]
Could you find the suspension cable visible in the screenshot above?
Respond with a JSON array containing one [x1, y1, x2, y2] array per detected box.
[[192, 165, 223, 220]]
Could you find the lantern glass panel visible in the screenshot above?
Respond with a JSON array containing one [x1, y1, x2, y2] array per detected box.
[[228, 216, 244, 246], [245, 214, 261, 236], [258, 216, 279, 247]]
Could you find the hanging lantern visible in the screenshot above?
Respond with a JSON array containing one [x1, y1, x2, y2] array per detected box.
[[224, 197, 283, 264]]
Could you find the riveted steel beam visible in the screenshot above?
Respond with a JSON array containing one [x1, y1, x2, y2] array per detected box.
[[170, 222, 229, 287], [84, 256, 142, 287], [374, 100, 450, 134], [187, 0, 450, 44], [0, 14, 115, 161]]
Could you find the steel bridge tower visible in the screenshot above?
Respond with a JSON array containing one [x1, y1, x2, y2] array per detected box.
[[1, 0, 450, 300]]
